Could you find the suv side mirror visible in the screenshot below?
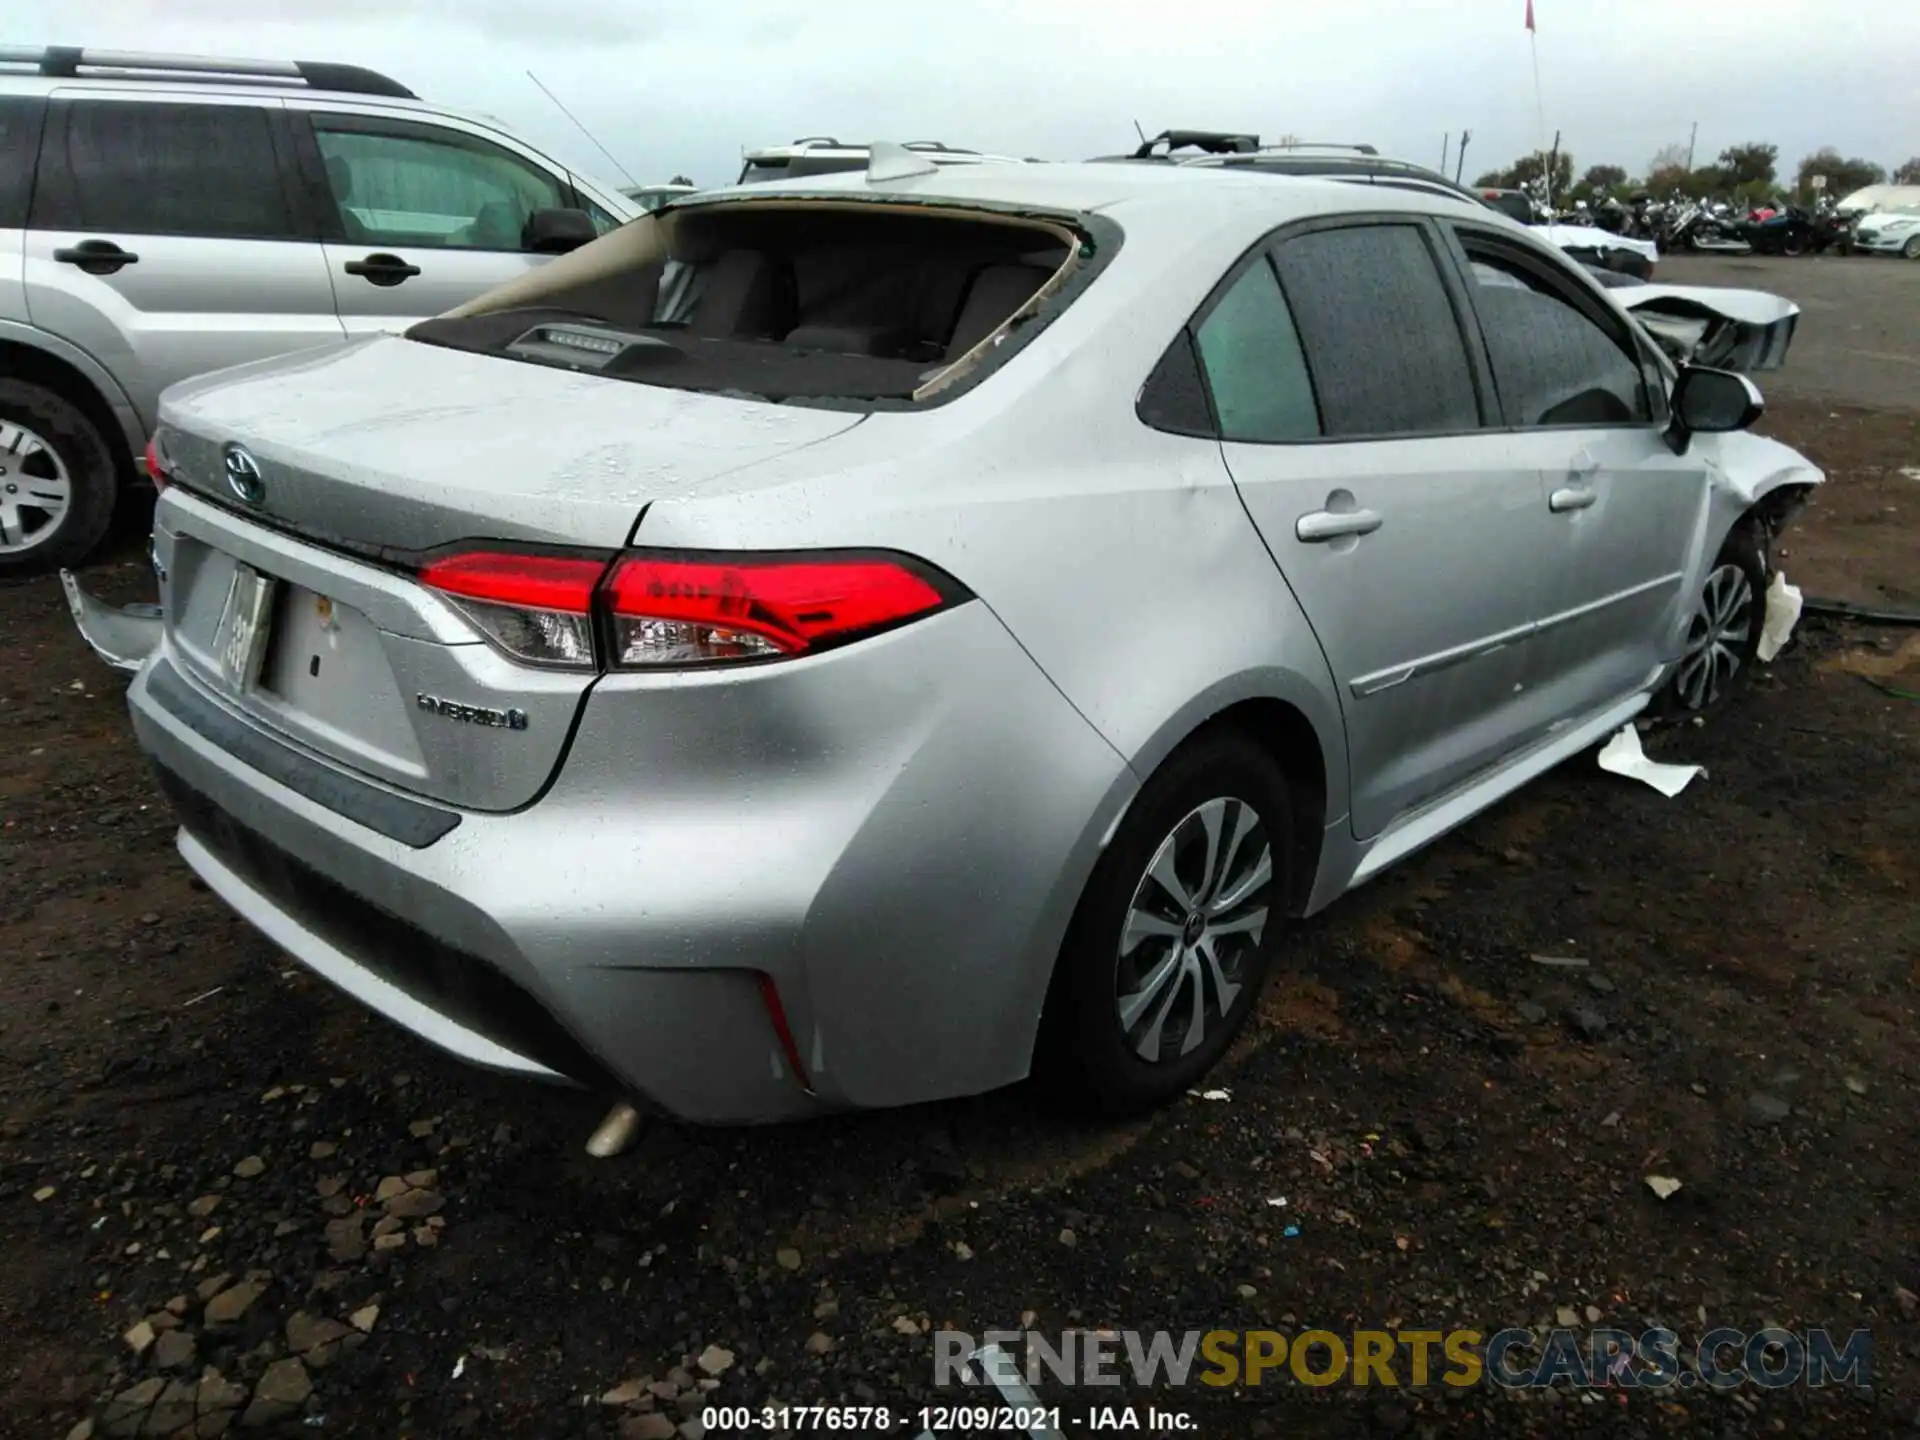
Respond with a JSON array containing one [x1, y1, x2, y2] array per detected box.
[[1665, 364, 1763, 454], [523, 207, 598, 255]]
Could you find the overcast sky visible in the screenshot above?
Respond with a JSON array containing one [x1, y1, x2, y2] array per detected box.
[[15, 0, 1918, 190]]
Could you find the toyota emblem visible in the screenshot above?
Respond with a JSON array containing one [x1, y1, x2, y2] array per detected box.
[[222, 443, 265, 506]]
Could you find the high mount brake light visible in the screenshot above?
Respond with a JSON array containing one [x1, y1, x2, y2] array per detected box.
[[418, 551, 607, 670], [418, 549, 962, 670], [602, 553, 954, 667]]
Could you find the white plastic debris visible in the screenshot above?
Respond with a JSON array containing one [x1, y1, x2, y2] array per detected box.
[[451, 1355, 466, 1380], [1265, 1196, 1288, 1208], [1645, 1175, 1683, 1200], [1200, 1089, 1232, 1102], [1756, 571, 1804, 663], [1899, 466, 1920, 481], [584, 1100, 643, 1158], [1597, 725, 1703, 798]]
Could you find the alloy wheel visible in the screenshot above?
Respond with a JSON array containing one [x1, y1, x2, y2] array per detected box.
[[1115, 796, 1272, 1064], [0, 421, 72, 556], [1672, 562, 1756, 712]]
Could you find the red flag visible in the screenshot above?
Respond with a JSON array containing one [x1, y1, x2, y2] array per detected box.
[[1525, 0, 1536, 31]]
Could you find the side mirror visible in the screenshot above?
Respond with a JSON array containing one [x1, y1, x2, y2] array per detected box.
[[1665, 364, 1763, 454], [523, 207, 598, 255]]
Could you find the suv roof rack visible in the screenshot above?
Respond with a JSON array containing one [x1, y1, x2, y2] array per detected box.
[[0, 46, 416, 99], [1249, 140, 1380, 156], [1131, 129, 1261, 158]]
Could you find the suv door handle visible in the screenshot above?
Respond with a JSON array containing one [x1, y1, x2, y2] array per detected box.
[[343, 253, 422, 287], [53, 240, 139, 275], [1296, 508, 1384, 543], [1549, 485, 1597, 512]]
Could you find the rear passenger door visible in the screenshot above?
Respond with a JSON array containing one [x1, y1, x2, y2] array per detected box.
[[290, 111, 575, 333], [1440, 226, 1707, 721], [1197, 218, 1564, 841], [23, 94, 344, 431]]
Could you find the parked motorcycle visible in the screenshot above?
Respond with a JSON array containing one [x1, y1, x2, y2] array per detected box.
[[1741, 204, 1816, 256], [1811, 203, 1857, 255], [1665, 201, 1752, 254]]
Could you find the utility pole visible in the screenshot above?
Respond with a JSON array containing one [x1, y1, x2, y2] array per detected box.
[[1686, 120, 1698, 171], [1455, 129, 1471, 184], [1441, 133, 1450, 175]]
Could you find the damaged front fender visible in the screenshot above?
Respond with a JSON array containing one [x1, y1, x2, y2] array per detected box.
[[1619, 285, 1799, 372]]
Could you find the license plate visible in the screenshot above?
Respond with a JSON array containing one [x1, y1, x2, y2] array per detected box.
[[216, 563, 278, 691]]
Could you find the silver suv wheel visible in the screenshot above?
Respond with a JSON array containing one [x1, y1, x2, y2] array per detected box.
[[1116, 796, 1272, 1063], [0, 420, 72, 557]]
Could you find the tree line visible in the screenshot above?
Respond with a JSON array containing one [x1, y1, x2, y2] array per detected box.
[[1474, 142, 1920, 204]]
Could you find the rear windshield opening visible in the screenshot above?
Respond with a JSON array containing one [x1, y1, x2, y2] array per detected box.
[[408, 203, 1081, 405]]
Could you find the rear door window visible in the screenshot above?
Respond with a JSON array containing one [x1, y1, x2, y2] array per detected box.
[[1270, 223, 1482, 437], [31, 100, 295, 240], [1192, 256, 1320, 441], [0, 95, 47, 229], [1456, 241, 1652, 426]]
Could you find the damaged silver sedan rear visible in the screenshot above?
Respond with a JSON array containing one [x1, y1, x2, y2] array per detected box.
[[74, 156, 1820, 1121]]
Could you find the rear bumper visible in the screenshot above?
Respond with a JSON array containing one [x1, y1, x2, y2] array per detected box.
[[60, 569, 163, 673], [128, 601, 1134, 1124]]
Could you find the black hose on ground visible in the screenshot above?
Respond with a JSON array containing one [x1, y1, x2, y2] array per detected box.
[[1804, 597, 1920, 626]]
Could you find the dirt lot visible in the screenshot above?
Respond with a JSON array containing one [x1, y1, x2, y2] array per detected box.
[[1, 255, 1916, 1440]]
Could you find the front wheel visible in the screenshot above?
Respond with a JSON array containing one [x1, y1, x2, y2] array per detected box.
[[1037, 729, 1293, 1114], [0, 380, 118, 575], [1904, 236, 1920, 261], [1653, 527, 1767, 722]]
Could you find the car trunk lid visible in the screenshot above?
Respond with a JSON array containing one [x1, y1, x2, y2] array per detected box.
[[151, 338, 864, 814], [156, 334, 865, 554]]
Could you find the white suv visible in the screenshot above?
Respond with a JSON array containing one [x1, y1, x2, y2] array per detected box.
[[0, 45, 636, 572]]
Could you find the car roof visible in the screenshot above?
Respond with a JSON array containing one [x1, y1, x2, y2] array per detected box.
[[690, 158, 1502, 230]]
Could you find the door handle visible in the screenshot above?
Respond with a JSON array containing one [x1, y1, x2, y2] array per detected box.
[[1295, 508, 1384, 543], [1549, 485, 1597, 513], [53, 240, 139, 275], [343, 253, 422, 287]]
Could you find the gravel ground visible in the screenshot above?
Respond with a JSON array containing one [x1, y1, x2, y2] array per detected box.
[[2, 257, 1917, 1440]]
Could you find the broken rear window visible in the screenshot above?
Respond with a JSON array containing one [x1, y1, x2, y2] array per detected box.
[[407, 201, 1089, 406]]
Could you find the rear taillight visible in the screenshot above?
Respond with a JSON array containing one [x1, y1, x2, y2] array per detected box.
[[601, 552, 952, 667], [419, 551, 605, 669], [145, 436, 170, 490], [419, 547, 961, 671]]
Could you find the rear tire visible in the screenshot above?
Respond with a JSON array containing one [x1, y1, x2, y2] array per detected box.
[[1652, 525, 1767, 722], [1037, 728, 1294, 1114], [0, 380, 117, 576]]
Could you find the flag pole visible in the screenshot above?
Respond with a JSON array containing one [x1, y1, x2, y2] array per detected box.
[[1527, 0, 1550, 206]]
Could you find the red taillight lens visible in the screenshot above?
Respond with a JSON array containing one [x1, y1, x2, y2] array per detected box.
[[418, 547, 961, 671], [418, 551, 608, 669], [601, 552, 952, 667], [144, 436, 170, 490]]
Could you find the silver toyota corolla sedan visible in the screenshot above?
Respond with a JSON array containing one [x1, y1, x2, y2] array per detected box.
[[99, 156, 1820, 1122]]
